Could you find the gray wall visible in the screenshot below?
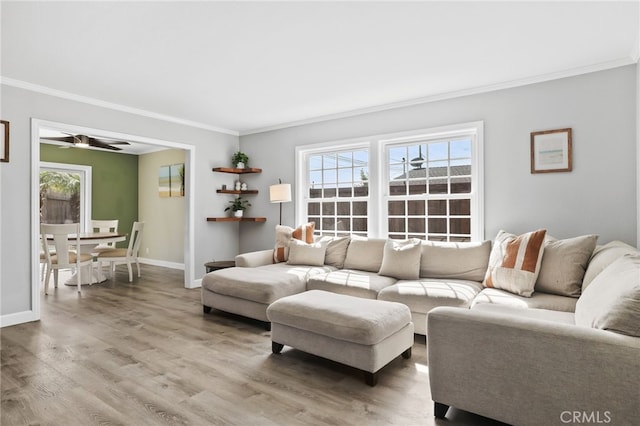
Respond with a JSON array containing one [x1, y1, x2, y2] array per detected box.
[[1, 85, 239, 319], [239, 65, 637, 253]]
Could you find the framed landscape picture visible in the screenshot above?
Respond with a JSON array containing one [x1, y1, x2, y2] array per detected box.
[[530, 128, 572, 173]]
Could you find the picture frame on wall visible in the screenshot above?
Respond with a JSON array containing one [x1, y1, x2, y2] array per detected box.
[[1, 120, 9, 163], [530, 128, 572, 173]]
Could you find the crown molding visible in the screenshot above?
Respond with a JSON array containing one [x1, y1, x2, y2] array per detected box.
[[240, 56, 637, 136], [0, 77, 239, 136]]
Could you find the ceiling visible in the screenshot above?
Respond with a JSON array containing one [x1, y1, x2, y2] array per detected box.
[[2, 1, 639, 136]]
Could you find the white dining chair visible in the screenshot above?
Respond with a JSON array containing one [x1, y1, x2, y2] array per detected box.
[[40, 223, 94, 294], [91, 219, 119, 254], [97, 221, 144, 282]]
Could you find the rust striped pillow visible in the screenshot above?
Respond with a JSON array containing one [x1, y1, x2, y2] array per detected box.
[[273, 223, 315, 263], [483, 229, 547, 297]]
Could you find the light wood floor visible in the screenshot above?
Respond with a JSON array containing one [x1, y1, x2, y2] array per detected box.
[[1, 264, 505, 426]]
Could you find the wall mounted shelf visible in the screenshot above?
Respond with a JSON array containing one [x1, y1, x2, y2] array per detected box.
[[206, 217, 266, 222], [216, 189, 259, 195], [212, 167, 262, 174], [209, 166, 265, 223]]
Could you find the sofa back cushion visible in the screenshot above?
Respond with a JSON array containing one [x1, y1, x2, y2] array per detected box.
[[286, 239, 327, 266], [582, 240, 639, 290], [317, 236, 351, 269], [575, 254, 640, 337], [343, 238, 386, 272], [535, 234, 598, 297], [378, 238, 422, 280], [420, 240, 491, 282]]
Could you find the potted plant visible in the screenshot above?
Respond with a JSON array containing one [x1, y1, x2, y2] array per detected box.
[[225, 197, 251, 218], [231, 151, 249, 169]]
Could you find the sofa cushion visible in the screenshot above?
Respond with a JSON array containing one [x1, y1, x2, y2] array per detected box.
[[202, 263, 334, 304], [483, 229, 547, 297], [471, 288, 578, 312], [273, 223, 315, 263], [286, 239, 326, 266], [535, 234, 597, 297], [419, 240, 491, 282], [317, 236, 350, 269], [342, 238, 386, 273], [575, 254, 640, 337], [266, 290, 412, 345], [378, 279, 483, 314], [471, 304, 576, 325], [306, 269, 397, 299], [582, 240, 639, 290], [378, 238, 422, 280]]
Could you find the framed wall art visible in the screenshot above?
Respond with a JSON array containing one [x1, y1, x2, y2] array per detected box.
[[1, 120, 9, 163], [530, 128, 572, 173]]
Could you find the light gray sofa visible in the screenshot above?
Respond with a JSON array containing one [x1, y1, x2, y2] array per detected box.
[[201, 235, 608, 334], [427, 240, 640, 425]]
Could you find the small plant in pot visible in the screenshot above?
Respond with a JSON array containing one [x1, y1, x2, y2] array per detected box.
[[231, 151, 249, 169], [225, 197, 251, 218]]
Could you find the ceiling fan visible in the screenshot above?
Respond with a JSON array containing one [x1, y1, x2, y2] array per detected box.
[[41, 133, 131, 151]]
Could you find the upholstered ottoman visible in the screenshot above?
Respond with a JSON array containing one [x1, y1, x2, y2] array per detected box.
[[266, 290, 414, 386]]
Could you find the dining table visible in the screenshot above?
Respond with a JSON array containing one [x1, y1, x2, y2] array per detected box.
[[47, 232, 127, 285]]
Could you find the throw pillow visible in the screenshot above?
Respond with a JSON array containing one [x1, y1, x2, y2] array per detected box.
[[318, 236, 351, 269], [286, 239, 327, 266], [273, 223, 315, 263], [483, 229, 547, 297], [535, 234, 598, 297], [343, 237, 387, 272], [575, 254, 640, 337], [378, 238, 422, 280], [582, 240, 640, 290]]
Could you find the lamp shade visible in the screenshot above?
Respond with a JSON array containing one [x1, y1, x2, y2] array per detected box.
[[269, 183, 291, 203]]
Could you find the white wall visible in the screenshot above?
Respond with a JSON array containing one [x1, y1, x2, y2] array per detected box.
[[239, 65, 638, 253], [138, 149, 185, 266], [0, 85, 239, 322]]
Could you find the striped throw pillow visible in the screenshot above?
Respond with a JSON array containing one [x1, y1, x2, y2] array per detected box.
[[483, 229, 547, 297], [273, 223, 315, 263]]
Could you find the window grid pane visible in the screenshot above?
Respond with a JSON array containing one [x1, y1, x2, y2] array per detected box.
[[305, 148, 369, 237]]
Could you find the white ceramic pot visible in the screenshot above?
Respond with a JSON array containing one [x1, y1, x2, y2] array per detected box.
[[234, 210, 244, 218], [236, 162, 245, 169]]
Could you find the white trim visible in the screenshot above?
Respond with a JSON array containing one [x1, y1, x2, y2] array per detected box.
[[40, 162, 92, 232], [241, 58, 635, 136], [30, 119, 199, 325], [2, 77, 238, 136], [0, 310, 39, 328], [138, 257, 184, 270]]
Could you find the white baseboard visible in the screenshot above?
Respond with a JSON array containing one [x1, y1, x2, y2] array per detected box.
[[138, 257, 184, 270], [1, 310, 39, 328], [190, 278, 202, 289]]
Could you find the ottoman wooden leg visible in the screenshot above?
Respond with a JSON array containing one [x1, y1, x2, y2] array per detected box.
[[203, 305, 212, 314], [365, 371, 378, 387], [434, 402, 450, 418], [272, 342, 284, 354], [401, 347, 412, 359]]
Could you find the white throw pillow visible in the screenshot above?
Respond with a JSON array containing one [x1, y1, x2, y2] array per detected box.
[[317, 236, 350, 269], [483, 229, 547, 297], [535, 234, 598, 297], [286, 239, 327, 266], [575, 254, 640, 337], [378, 238, 422, 280], [273, 223, 315, 263]]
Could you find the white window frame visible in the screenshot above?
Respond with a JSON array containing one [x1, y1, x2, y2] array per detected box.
[[40, 161, 92, 232], [296, 121, 484, 241]]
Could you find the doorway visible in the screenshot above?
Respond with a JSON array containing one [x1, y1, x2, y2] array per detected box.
[[30, 119, 196, 320]]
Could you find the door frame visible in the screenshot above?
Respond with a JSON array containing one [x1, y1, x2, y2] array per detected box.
[[31, 118, 196, 320]]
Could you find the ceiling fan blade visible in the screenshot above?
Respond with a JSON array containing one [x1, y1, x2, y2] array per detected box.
[[88, 139, 123, 151], [40, 136, 75, 143], [92, 138, 130, 145]]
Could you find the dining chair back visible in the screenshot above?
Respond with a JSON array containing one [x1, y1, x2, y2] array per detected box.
[[40, 223, 94, 294], [91, 219, 119, 254], [97, 221, 145, 282]]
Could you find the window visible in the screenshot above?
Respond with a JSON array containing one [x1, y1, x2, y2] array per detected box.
[[303, 147, 369, 237], [40, 162, 92, 231], [385, 137, 474, 241], [297, 121, 483, 241]]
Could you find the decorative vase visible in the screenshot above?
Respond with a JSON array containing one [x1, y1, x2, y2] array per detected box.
[[234, 210, 243, 218], [236, 162, 245, 169]]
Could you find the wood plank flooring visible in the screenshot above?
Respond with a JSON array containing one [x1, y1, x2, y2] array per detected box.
[[1, 265, 505, 426]]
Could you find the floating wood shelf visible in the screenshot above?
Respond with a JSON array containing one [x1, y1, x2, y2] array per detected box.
[[206, 217, 266, 222], [212, 167, 262, 174], [216, 189, 259, 195]]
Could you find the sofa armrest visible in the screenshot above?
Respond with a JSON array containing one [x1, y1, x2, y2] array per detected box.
[[427, 307, 640, 426], [235, 249, 273, 267]]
